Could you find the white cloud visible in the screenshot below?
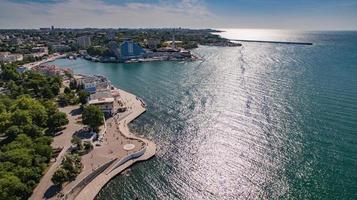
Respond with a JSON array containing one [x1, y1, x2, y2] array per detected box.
[[0, 0, 219, 28]]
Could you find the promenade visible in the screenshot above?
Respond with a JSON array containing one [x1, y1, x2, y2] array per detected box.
[[72, 89, 156, 200], [49, 88, 154, 200], [29, 86, 155, 200]]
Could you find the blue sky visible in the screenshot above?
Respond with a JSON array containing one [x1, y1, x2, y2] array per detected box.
[[0, 0, 356, 30]]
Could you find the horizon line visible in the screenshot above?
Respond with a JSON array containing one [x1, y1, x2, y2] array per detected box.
[[0, 27, 357, 32]]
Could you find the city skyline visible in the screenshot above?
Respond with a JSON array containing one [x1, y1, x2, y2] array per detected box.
[[0, 0, 357, 30]]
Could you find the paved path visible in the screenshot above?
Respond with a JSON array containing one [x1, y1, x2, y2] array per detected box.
[[73, 89, 156, 200], [60, 113, 145, 199], [29, 105, 83, 200]]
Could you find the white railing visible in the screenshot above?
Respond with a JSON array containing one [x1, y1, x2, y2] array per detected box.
[[63, 158, 117, 200], [106, 146, 146, 174]]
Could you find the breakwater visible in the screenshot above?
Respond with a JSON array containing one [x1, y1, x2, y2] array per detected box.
[[232, 39, 313, 45]]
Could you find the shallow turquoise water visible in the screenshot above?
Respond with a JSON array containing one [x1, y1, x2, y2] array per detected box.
[[50, 31, 357, 199]]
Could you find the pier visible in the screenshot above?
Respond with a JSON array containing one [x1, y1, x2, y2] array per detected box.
[[231, 39, 313, 45]]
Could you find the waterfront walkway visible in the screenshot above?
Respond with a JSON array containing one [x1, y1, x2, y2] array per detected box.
[[64, 89, 156, 200]]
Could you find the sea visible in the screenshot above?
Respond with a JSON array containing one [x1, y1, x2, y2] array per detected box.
[[49, 29, 357, 200]]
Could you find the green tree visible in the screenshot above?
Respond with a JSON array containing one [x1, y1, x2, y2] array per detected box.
[[4, 125, 23, 139], [51, 168, 68, 187], [22, 124, 43, 138], [13, 167, 39, 186], [83, 141, 93, 151], [47, 112, 68, 133], [78, 90, 89, 105], [0, 173, 29, 200], [58, 94, 69, 107], [0, 112, 11, 133], [82, 105, 104, 132], [69, 80, 77, 90], [0, 148, 33, 167], [10, 110, 32, 127], [11, 96, 48, 127], [42, 100, 58, 116], [71, 136, 83, 150], [0, 66, 20, 81], [64, 87, 71, 94], [62, 154, 81, 180]]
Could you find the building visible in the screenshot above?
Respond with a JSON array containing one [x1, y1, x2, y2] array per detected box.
[[83, 77, 97, 94], [108, 41, 120, 59], [40, 28, 51, 31], [163, 40, 182, 48], [77, 36, 91, 49], [120, 39, 146, 59], [88, 97, 115, 115], [106, 32, 116, 40], [52, 44, 71, 52], [81, 75, 110, 94], [171, 34, 176, 49], [33, 64, 73, 76], [79, 50, 88, 55], [9, 38, 23, 46], [88, 81, 115, 115], [30, 47, 49, 57], [90, 88, 111, 100], [0, 52, 23, 62], [147, 39, 160, 50]]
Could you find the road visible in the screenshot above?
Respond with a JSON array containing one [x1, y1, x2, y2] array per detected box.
[[23, 53, 67, 69]]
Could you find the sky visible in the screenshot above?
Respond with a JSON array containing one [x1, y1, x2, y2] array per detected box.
[[0, 0, 356, 30]]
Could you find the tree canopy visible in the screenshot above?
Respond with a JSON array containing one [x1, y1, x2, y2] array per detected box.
[[0, 55, 81, 200], [0, 63, 62, 99], [82, 105, 104, 132], [51, 153, 81, 188]]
